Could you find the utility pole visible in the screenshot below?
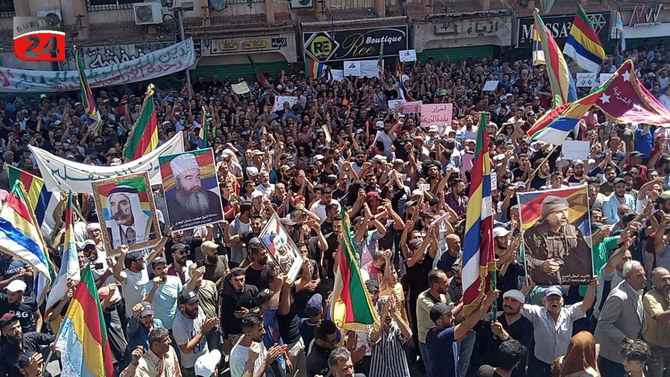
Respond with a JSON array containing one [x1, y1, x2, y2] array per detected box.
[[167, 0, 194, 101]]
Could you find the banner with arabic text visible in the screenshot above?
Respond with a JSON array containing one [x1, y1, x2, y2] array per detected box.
[[0, 39, 195, 92], [30, 133, 184, 193]]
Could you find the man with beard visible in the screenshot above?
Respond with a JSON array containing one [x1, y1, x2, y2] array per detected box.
[[523, 196, 592, 285], [310, 187, 341, 223], [529, 160, 551, 191], [127, 301, 163, 352], [201, 240, 229, 287], [168, 242, 194, 284], [602, 177, 636, 225], [230, 313, 286, 377], [143, 257, 182, 328], [445, 178, 469, 220], [567, 160, 586, 185], [482, 290, 534, 377], [113, 247, 150, 319], [642, 267, 670, 377], [120, 327, 181, 377], [172, 290, 219, 376], [167, 153, 223, 228], [0, 313, 54, 377], [598, 166, 619, 196], [521, 282, 597, 377], [221, 268, 259, 352], [105, 185, 156, 249], [244, 238, 269, 289]]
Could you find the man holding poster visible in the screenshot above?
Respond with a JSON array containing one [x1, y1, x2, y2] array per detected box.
[[522, 193, 593, 285]]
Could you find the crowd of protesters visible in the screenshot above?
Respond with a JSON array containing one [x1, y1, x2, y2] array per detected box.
[[2, 42, 670, 377]]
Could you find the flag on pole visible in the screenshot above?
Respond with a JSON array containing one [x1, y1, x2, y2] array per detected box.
[[330, 207, 379, 330], [532, 22, 545, 66], [56, 266, 114, 377], [616, 7, 626, 51], [305, 58, 327, 79], [528, 60, 670, 144], [7, 165, 57, 227], [198, 106, 208, 149], [74, 46, 100, 123], [0, 181, 55, 304], [534, 9, 572, 106], [378, 42, 385, 78], [248, 56, 269, 87], [461, 112, 496, 316], [45, 191, 81, 312], [122, 84, 158, 161], [564, 6, 606, 73]]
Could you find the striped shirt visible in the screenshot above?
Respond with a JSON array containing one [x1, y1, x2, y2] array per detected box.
[[369, 322, 410, 377]]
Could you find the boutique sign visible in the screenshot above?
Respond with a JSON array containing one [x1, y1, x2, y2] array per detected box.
[[303, 25, 408, 63]]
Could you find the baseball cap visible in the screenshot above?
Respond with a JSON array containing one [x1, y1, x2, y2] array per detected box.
[[544, 286, 563, 297], [366, 191, 382, 201], [429, 125, 439, 133], [365, 280, 379, 293], [151, 257, 167, 266], [248, 237, 263, 250], [126, 251, 144, 262], [493, 227, 510, 238], [430, 302, 455, 322], [6, 280, 27, 293], [572, 159, 584, 166], [0, 313, 18, 329], [254, 288, 274, 307], [613, 177, 626, 185], [82, 239, 96, 249], [200, 241, 218, 252], [251, 190, 264, 199], [98, 286, 121, 304], [138, 301, 155, 317], [502, 289, 525, 303], [305, 293, 323, 317], [180, 290, 200, 305], [171, 243, 190, 254], [195, 349, 221, 377]]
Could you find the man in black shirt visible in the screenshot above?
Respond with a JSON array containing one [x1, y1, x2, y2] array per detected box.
[[0, 280, 41, 334], [307, 320, 340, 377], [0, 313, 54, 377], [221, 268, 258, 352], [244, 238, 268, 289]]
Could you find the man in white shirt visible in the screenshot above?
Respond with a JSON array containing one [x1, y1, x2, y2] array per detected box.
[[309, 187, 340, 223], [230, 312, 286, 377], [113, 247, 150, 319]]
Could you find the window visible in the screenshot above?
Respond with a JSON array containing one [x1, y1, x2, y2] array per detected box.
[[0, 0, 14, 17], [87, 0, 135, 11]]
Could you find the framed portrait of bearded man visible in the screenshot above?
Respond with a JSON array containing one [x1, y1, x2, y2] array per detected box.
[[158, 148, 225, 232], [91, 172, 161, 255]]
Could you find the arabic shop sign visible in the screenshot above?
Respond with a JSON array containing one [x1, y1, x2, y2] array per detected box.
[[434, 15, 512, 46], [516, 12, 609, 47], [303, 25, 408, 63], [201, 37, 288, 56]]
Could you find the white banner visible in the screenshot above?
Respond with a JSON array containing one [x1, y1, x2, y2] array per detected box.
[[360, 60, 380, 78], [399, 49, 417, 62], [272, 96, 298, 112], [576, 72, 597, 88], [31, 133, 185, 193], [0, 39, 196, 92], [344, 61, 361, 77]]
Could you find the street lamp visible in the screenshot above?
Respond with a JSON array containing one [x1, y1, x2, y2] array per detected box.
[[165, 0, 194, 100]]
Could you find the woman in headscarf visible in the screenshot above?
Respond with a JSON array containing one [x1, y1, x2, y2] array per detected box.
[[551, 331, 600, 377]]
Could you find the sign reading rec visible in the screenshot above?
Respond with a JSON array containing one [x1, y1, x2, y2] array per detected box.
[[303, 26, 408, 63]]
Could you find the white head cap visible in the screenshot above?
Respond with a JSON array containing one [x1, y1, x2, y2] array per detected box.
[[170, 153, 199, 179]]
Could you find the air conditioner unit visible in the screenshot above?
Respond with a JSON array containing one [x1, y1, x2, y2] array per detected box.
[[36, 9, 62, 21], [290, 0, 313, 8], [133, 2, 163, 25]]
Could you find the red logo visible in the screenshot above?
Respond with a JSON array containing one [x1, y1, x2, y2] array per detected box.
[[14, 32, 65, 61]]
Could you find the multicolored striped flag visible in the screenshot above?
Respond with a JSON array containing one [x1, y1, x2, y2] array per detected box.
[[123, 84, 158, 161], [461, 112, 496, 316], [528, 60, 670, 144], [56, 265, 114, 377], [45, 191, 81, 312], [7, 165, 57, 227], [534, 9, 572, 107], [532, 21, 545, 65], [616, 7, 626, 51], [564, 6, 606, 73], [330, 207, 379, 330], [74, 45, 100, 123], [198, 106, 208, 149], [305, 58, 326, 79], [248, 55, 269, 87], [0, 181, 55, 304]]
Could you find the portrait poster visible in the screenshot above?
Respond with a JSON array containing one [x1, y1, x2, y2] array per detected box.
[[91, 172, 161, 255], [158, 148, 224, 232], [517, 185, 593, 285], [259, 214, 303, 283]]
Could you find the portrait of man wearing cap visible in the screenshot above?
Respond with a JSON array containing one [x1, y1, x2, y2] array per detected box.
[[523, 195, 592, 285], [165, 152, 224, 229], [103, 185, 157, 250]]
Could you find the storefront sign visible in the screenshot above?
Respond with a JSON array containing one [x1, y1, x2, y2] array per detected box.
[[435, 16, 507, 38], [303, 25, 408, 63], [629, 4, 664, 27], [516, 12, 609, 47], [202, 37, 287, 56]]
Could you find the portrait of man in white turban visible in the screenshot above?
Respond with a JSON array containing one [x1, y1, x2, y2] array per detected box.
[[166, 153, 223, 228], [105, 185, 156, 249]]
